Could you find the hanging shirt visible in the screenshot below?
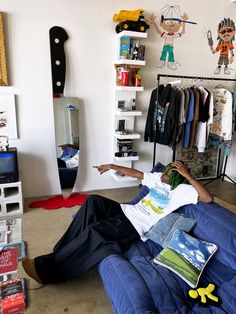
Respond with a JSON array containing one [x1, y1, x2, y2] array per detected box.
[[120, 172, 198, 241], [210, 88, 232, 141], [144, 84, 180, 146], [189, 88, 200, 150], [183, 89, 195, 148], [195, 86, 210, 152]]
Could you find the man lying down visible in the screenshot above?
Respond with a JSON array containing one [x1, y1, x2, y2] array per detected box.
[[22, 160, 213, 284]]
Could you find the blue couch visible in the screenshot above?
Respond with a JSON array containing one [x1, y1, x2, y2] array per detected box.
[[98, 164, 236, 314]]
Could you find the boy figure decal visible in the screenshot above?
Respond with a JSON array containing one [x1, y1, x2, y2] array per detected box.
[[148, 5, 196, 70], [208, 18, 235, 75]]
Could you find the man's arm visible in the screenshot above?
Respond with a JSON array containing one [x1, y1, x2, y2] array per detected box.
[[172, 161, 213, 203], [94, 164, 144, 179]]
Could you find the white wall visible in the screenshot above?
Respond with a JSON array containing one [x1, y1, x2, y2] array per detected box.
[[0, 0, 236, 197]]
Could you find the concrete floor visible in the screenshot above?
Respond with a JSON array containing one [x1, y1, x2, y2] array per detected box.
[[20, 180, 236, 313]]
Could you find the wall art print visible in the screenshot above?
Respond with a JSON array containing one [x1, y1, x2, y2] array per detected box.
[[176, 145, 219, 180], [0, 94, 18, 139], [0, 12, 9, 86], [207, 18, 235, 75], [148, 5, 197, 70]]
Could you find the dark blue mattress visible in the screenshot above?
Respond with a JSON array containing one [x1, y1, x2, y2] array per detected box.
[[98, 164, 236, 313]]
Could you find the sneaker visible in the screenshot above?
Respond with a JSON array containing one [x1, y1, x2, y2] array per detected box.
[[214, 67, 221, 74], [156, 60, 166, 68], [167, 62, 178, 70], [224, 67, 231, 75], [22, 257, 43, 284]]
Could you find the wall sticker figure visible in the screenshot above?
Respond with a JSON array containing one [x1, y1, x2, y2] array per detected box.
[[148, 5, 196, 70], [208, 18, 235, 75]]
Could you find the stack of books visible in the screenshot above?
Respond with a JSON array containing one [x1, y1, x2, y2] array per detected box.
[[0, 218, 28, 313]]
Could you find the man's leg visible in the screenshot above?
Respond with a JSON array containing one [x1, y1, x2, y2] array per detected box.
[[25, 195, 139, 284]]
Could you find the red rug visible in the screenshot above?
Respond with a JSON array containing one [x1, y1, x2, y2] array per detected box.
[[29, 193, 89, 210]]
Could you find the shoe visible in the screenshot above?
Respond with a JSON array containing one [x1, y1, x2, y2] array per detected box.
[[224, 67, 231, 75], [156, 60, 166, 68], [22, 257, 43, 284], [167, 62, 178, 70], [214, 67, 221, 74]]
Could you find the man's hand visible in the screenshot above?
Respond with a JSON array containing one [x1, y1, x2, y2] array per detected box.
[[230, 55, 234, 64], [171, 160, 191, 180], [93, 164, 111, 175]]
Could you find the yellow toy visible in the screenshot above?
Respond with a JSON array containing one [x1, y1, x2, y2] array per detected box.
[[113, 9, 149, 33], [188, 284, 220, 305]]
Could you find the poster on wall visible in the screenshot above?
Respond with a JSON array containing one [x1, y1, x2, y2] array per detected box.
[[176, 145, 219, 180], [207, 18, 235, 75], [148, 5, 197, 70], [0, 94, 18, 139]]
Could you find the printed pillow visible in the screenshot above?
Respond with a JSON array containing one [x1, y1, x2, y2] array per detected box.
[[145, 213, 197, 247], [153, 230, 218, 288]]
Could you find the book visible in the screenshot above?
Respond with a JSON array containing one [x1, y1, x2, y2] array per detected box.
[[0, 218, 22, 245], [0, 248, 18, 276], [0, 278, 26, 314], [119, 36, 130, 59], [0, 241, 27, 261]]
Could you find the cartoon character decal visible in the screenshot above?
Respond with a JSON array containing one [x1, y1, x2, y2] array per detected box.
[[148, 5, 197, 70], [208, 18, 235, 75]]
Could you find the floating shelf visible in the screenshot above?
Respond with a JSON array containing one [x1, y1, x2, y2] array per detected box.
[[115, 86, 144, 92], [114, 156, 139, 161], [116, 31, 147, 39], [115, 110, 142, 117], [115, 59, 145, 66], [114, 133, 141, 139], [111, 171, 138, 182]]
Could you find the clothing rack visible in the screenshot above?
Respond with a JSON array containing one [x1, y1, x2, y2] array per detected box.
[[153, 74, 236, 184]]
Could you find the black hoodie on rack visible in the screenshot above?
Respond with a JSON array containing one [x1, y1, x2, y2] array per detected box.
[[144, 84, 180, 146]]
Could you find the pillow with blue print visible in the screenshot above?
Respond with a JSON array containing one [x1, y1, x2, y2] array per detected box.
[[145, 212, 197, 247], [153, 230, 218, 288]]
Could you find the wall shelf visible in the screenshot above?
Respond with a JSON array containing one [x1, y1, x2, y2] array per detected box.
[[115, 86, 144, 92], [115, 110, 142, 117], [114, 133, 141, 139], [115, 59, 145, 66], [112, 29, 147, 182], [116, 30, 147, 39], [111, 171, 138, 182], [114, 156, 139, 162]]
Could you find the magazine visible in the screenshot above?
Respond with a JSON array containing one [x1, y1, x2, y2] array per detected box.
[[0, 218, 22, 245]]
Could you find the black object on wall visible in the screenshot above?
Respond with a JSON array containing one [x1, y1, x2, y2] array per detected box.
[[49, 26, 68, 96]]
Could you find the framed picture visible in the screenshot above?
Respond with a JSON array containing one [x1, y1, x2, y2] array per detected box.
[[176, 145, 219, 180], [0, 94, 18, 139], [0, 12, 8, 86]]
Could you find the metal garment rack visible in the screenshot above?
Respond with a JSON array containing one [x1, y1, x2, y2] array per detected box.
[[153, 74, 236, 184]]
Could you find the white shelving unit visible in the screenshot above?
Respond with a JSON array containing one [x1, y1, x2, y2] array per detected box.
[[113, 30, 147, 182]]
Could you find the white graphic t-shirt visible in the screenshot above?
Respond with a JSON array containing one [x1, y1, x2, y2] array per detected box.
[[120, 172, 198, 241]]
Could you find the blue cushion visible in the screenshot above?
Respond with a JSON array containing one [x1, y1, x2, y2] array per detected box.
[[145, 212, 197, 247], [154, 230, 218, 288]]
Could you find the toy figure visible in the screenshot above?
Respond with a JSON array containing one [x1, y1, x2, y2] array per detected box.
[[188, 283, 219, 305], [148, 5, 196, 70], [208, 18, 235, 75]]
